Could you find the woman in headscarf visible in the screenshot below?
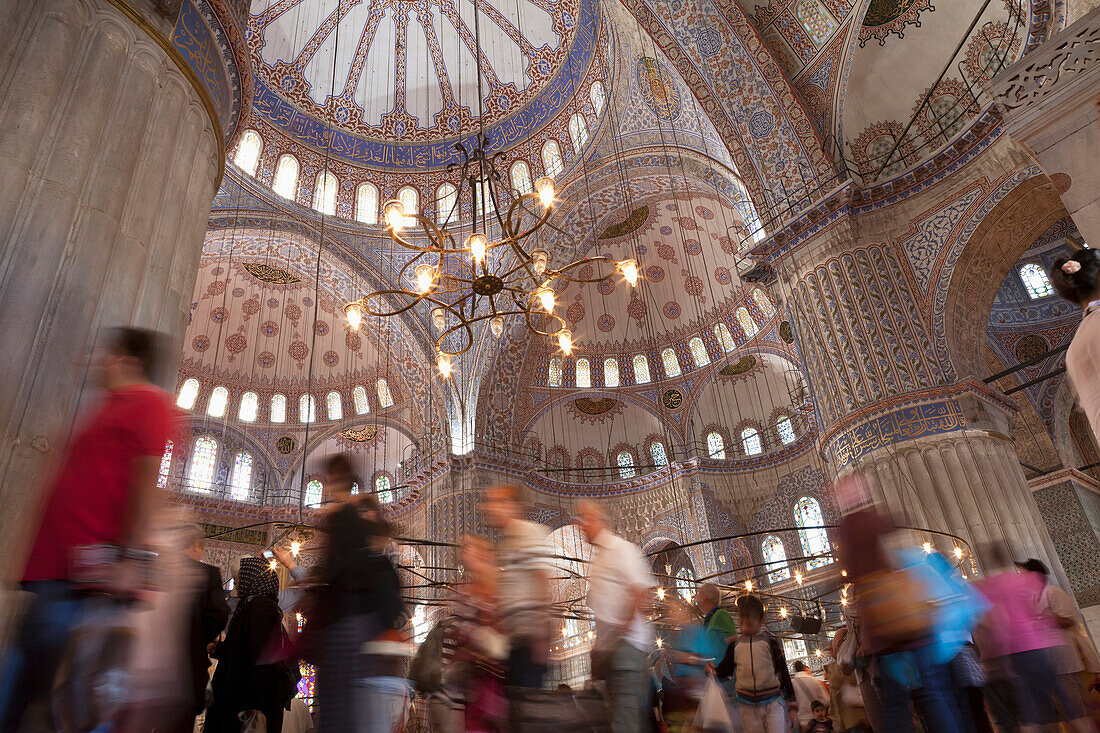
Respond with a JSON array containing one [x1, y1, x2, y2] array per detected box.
[[205, 556, 291, 733]]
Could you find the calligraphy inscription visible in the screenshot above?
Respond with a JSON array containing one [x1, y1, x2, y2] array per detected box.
[[663, 389, 684, 410], [827, 400, 966, 469]]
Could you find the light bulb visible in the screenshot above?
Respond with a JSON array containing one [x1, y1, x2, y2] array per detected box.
[[558, 329, 572, 355], [562, 627, 569, 638], [384, 200, 406, 230], [655, 637, 663, 649], [656, 587, 666, 600], [490, 316, 504, 337], [816, 649, 822, 657], [619, 259, 639, 286], [467, 233, 488, 262], [269, 559, 278, 571], [795, 570, 803, 585], [922, 541, 932, 554], [780, 607, 788, 618], [290, 541, 301, 556], [432, 308, 446, 330], [745, 579, 753, 592], [345, 303, 362, 331], [537, 288, 555, 312], [532, 249, 549, 275], [953, 546, 964, 560], [437, 352, 452, 379], [415, 264, 435, 294], [535, 177, 555, 208]]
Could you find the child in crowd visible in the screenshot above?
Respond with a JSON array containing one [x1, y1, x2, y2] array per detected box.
[[804, 700, 834, 732], [714, 595, 799, 733]]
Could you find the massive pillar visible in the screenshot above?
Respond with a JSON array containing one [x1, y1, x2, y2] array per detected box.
[[0, 0, 224, 568]]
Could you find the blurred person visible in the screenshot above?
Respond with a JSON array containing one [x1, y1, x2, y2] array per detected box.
[[948, 642, 994, 733], [714, 594, 800, 732], [805, 700, 834, 733], [575, 500, 657, 733], [206, 556, 295, 733], [792, 660, 830, 728], [0, 327, 179, 731], [482, 484, 553, 688], [1052, 249, 1100, 442], [658, 597, 711, 730], [697, 582, 737, 651], [824, 658, 867, 733]]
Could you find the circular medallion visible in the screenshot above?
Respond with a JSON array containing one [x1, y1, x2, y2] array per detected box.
[[276, 436, 296, 455], [779, 321, 795, 344], [663, 388, 684, 410], [472, 274, 505, 296]]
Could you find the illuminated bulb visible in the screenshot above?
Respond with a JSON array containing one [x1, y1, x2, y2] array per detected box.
[[535, 177, 555, 208], [532, 249, 549, 275], [558, 330, 573, 354], [953, 546, 964, 560], [467, 233, 488, 262], [656, 587, 666, 600], [745, 579, 753, 592], [815, 649, 822, 657], [291, 541, 301, 557], [718, 555, 726, 565], [665, 564, 672, 575], [384, 200, 406, 230], [432, 308, 446, 331], [922, 542, 933, 554], [269, 559, 278, 571], [962, 573, 968, 580], [656, 637, 663, 649], [795, 570, 803, 585], [415, 264, 435, 294], [345, 303, 362, 331], [490, 316, 504, 337], [437, 352, 452, 379], [537, 288, 555, 312], [841, 569, 847, 577], [619, 259, 639, 287], [295, 612, 303, 625], [841, 597, 848, 606], [562, 627, 569, 638], [780, 607, 788, 618]]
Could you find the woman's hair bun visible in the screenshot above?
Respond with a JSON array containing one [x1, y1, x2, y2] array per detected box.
[[1051, 248, 1100, 304]]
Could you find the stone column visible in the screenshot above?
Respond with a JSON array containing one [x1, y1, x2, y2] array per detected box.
[[0, 0, 220, 568]]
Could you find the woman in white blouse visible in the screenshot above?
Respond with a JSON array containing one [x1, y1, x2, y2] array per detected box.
[[1053, 250, 1100, 442]]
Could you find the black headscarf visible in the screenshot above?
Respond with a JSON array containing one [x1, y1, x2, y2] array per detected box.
[[236, 556, 279, 603]]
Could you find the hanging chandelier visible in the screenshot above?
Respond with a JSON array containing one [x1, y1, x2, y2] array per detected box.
[[344, 138, 639, 376]]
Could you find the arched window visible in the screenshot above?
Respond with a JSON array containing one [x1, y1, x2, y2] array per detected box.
[[675, 567, 695, 601], [353, 385, 369, 415], [304, 479, 323, 508], [188, 436, 218, 493], [376, 379, 394, 408], [207, 386, 229, 418], [603, 358, 620, 387], [272, 154, 299, 200], [777, 415, 796, 445], [706, 431, 725, 459], [229, 452, 253, 501], [397, 186, 418, 227], [650, 440, 668, 468], [568, 114, 589, 152], [689, 337, 710, 367], [752, 289, 777, 319], [762, 535, 791, 583], [237, 392, 258, 422], [575, 358, 591, 388], [232, 129, 262, 176], [270, 393, 286, 423], [157, 440, 173, 489], [542, 140, 563, 178], [299, 394, 316, 424], [661, 347, 681, 378], [617, 450, 635, 479], [356, 182, 379, 224], [1020, 263, 1054, 299], [312, 171, 338, 215], [177, 378, 199, 410], [511, 160, 533, 195], [795, 496, 832, 569], [590, 81, 606, 116], [548, 357, 563, 387], [741, 426, 762, 456], [736, 307, 758, 337], [632, 354, 651, 384], [436, 183, 458, 225], [796, 0, 836, 45], [376, 474, 394, 504], [326, 391, 343, 421], [714, 323, 735, 352]]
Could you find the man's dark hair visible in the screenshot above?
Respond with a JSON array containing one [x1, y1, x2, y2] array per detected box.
[[736, 594, 765, 619], [811, 700, 827, 711], [324, 453, 355, 482], [110, 328, 163, 381], [794, 660, 810, 672]]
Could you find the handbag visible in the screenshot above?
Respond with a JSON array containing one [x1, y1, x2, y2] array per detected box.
[[691, 677, 733, 732], [855, 568, 935, 651]]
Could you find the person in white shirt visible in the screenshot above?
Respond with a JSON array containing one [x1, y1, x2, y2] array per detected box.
[[1052, 250, 1100, 442], [791, 660, 830, 727], [576, 500, 657, 733]]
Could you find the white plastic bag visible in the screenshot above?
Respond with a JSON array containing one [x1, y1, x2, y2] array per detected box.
[[240, 709, 268, 733], [692, 677, 733, 732]]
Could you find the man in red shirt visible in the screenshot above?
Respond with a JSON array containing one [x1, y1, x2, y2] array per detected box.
[[0, 328, 181, 730]]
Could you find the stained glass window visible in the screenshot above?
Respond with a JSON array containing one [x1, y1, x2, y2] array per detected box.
[[299, 394, 316, 424], [661, 348, 681, 378], [511, 161, 533, 195], [305, 479, 323, 508], [397, 186, 418, 227], [617, 450, 635, 479], [576, 358, 591, 388], [377, 379, 394, 408], [542, 140, 563, 178], [603, 358, 620, 387], [297, 661, 316, 713], [783, 638, 808, 663], [752, 289, 777, 319], [762, 535, 791, 583], [714, 323, 735, 352], [436, 183, 458, 225], [158, 440, 173, 489], [356, 183, 379, 224], [1020, 263, 1053, 299], [312, 171, 338, 216], [650, 440, 668, 468], [188, 436, 218, 493], [689, 337, 710, 367], [795, 496, 832, 569], [796, 0, 836, 45], [207, 386, 228, 418], [376, 474, 393, 504], [568, 114, 589, 153], [353, 385, 369, 414], [270, 393, 286, 423], [741, 427, 763, 456], [548, 357, 563, 387], [239, 391, 259, 422], [590, 81, 606, 116], [736, 307, 758, 337], [633, 354, 651, 384], [229, 452, 253, 501], [706, 431, 725, 459], [233, 129, 262, 176], [272, 154, 299, 200], [777, 415, 796, 445], [326, 391, 343, 421], [177, 378, 199, 410], [676, 567, 695, 602]]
